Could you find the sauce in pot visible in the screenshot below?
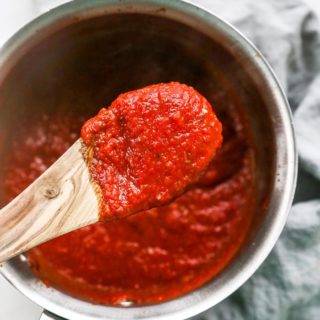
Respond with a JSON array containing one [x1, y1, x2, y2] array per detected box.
[[3, 87, 255, 305]]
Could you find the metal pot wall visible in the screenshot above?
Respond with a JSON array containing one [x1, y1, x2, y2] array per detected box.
[[0, 0, 297, 319]]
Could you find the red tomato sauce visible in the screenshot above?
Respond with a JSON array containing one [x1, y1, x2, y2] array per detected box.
[[3, 88, 255, 306], [81, 83, 222, 220]]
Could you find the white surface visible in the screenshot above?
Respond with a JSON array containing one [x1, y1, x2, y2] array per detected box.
[[0, 0, 320, 319]]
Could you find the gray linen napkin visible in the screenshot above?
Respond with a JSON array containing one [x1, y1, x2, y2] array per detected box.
[[190, 0, 320, 319]]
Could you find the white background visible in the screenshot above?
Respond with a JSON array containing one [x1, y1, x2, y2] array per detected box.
[[0, 0, 320, 319]]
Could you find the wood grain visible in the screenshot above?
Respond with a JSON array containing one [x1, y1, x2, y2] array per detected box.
[[0, 139, 100, 262]]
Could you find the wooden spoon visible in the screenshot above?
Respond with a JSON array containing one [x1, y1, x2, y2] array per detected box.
[[0, 140, 99, 262], [0, 82, 222, 263]]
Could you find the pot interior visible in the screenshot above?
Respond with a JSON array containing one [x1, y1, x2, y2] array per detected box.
[[0, 9, 280, 320]]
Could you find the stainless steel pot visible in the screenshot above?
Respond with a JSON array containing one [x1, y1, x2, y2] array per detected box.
[[0, 0, 297, 319]]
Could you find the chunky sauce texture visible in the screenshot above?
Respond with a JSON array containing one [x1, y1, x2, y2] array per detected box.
[[81, 83, 222, 219], [4, 88, 255, 306]]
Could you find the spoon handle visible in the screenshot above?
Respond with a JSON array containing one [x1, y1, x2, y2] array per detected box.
[[0, 140, 100, 262]]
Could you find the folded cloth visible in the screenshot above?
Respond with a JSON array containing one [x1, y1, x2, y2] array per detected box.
[[190, 0, 320, 319]]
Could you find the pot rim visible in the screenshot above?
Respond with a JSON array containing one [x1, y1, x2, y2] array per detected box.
[[0, 1, 297, 319]]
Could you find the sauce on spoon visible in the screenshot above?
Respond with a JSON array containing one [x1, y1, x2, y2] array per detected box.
[[81, 82, 222, 219]]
